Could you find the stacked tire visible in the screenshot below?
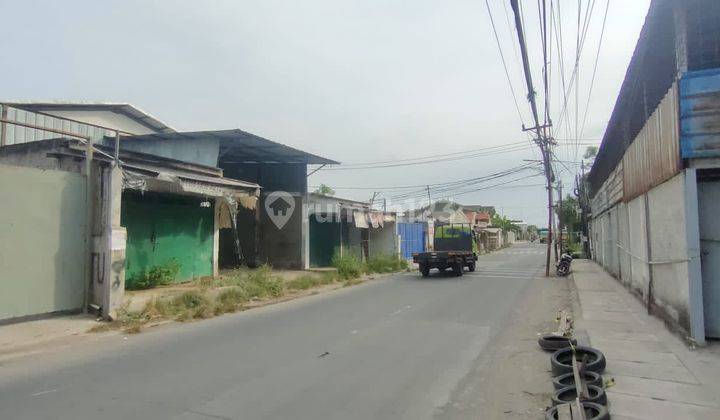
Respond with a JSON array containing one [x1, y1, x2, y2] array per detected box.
[[538, 335, 610, 419]]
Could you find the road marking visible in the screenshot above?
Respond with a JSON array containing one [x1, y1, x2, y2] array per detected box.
[[31, 389, 58, 397]]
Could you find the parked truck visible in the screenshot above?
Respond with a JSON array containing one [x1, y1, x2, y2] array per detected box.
[[412, 224, 478, 277]]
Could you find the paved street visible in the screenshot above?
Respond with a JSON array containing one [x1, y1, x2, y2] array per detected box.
[[0, 243, 556, 420]]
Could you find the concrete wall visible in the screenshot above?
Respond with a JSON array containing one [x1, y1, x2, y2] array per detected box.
[[590, 170, 705, 341], [0, 163, 86, 321], [369, 222, 398, 258]]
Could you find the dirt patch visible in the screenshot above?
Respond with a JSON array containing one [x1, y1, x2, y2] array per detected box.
[[438, 275, 577, 419]]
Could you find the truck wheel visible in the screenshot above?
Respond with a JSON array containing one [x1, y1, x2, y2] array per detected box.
[[467, 262, 476, 272], [420, 263, 430, 277], [452, 263, 463, 276]]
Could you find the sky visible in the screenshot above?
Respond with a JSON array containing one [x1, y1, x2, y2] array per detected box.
[[0, 0, 651, 226]]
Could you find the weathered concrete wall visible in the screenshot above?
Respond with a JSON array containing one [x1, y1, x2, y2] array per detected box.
[[0, 163, 86, 321], [590, 170, 705, 341], [627, 195, 651, 298], [369, 222, 398, 258], [647, 172, 693, 329]]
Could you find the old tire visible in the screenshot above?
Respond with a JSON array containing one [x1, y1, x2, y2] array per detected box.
[[538, 334, 577, 351], [545, 401, 609, 420], [552, 384, 607, 406], [452, 263, 463, 276], [551, 346, 606, 376], [420, 264, 430, 277], [552, 371, 603, 390], [467, 261, 476, 272]]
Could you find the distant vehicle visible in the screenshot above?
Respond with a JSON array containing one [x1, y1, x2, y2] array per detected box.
[[412, 224, 478, 277], [538, 228, 549, 243]]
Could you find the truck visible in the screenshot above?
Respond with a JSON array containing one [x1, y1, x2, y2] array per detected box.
[[412, 224, 479, 277]]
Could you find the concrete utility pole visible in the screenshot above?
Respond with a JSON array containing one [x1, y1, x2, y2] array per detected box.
[[557, 182, 563, 256], [510, 0, 555, 276]]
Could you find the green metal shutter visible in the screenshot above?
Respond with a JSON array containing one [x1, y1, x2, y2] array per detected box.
[[122, 192, 214, 287]]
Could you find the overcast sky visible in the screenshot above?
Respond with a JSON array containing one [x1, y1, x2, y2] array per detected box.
[[0, 0, 650, 226]]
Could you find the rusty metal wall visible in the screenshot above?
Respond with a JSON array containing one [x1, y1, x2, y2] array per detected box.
[[623, 82, 681, 202]]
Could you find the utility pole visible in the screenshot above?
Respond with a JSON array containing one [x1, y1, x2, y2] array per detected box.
[[426, 185, 432, 207], [510, 0, 555, 276], [557, 182, 563, 256]]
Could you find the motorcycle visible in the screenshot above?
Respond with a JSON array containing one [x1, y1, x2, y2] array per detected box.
[[556, 253, 573, 276]]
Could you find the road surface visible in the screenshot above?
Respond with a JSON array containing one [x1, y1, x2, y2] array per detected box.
[[0, 242, 552, 419]]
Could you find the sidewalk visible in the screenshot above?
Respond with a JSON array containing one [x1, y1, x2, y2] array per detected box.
[[0, 314, 100, 363], [572, 259, 720, 420]]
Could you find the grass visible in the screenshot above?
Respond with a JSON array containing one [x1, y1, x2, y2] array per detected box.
[[331, 254, 365, 279], [126, 259, 181, 290], [91, 256, 408, 334]]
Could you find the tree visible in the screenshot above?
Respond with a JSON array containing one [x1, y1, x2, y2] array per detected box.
[[490, 214, 519, 232], [583, 146, 598, 160], [556, 194, 582, 245], [313, 184, 335, 196]]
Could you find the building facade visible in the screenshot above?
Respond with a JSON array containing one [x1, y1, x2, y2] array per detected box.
[[587, 0, 720, 344]]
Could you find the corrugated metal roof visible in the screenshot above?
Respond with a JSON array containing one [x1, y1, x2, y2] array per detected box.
[[588, 0, 676, 194], [124, 129, 338, 165]]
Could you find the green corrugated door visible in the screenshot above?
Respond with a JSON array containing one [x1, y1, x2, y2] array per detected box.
[[309, 216, 341, 267], [122, 192, 214, 287]]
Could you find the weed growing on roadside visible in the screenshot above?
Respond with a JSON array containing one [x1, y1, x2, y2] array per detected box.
[[332, 254, 365, 279], [126, 259, 181, 290]]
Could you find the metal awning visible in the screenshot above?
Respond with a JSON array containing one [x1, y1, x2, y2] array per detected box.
[[122, 129, 338, 165]]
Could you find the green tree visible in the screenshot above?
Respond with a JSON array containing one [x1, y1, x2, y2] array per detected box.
[[583, 146, 598, 160], [313, 184, 335, 196], [556, 195, 582, 246], [490, 214, 519, 232]]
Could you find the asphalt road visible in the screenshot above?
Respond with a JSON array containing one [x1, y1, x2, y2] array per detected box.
[[0, 242, 548, 420]]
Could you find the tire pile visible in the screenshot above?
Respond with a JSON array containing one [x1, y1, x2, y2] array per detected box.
[[538, 334, 610, 420]]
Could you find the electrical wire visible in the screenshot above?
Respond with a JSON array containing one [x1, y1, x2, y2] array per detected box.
[[579, 0, 610, 141], [319, 143, 535, 171]]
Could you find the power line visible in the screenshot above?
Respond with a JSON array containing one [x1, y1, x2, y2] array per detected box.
[[319, 143, 534, 171], [325, 140, 528, 168], [579, 0, 610, 141], [485, 0, 528, 129], [390, 163, 539, 201]]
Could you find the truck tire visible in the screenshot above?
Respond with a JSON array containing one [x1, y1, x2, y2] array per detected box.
[[467, 261, 476, 272], [552, 385, 607, 406], [452, 262, 463, 276], [420, 263, 430, 277], [551, 346, 606, 376], [552, 371, 602, 390], [545, 402, 609, 420], [538, 334, 577, 351]]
